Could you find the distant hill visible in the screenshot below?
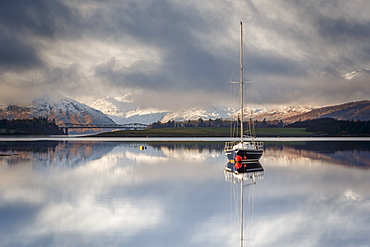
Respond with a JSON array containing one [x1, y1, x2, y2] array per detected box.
[[0, 92, 115, 134], [90, 96, 168, 125], [232, 105, 313, 122], [91, 96, 370, 125], [2, 91, 369, 131], [282, 100, 370, 124], [90, 96, 233, 124]]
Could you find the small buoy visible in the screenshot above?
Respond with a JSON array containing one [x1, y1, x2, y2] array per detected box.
[[235, 162, 242, 169], [139, 145, 145, 150], [234, 155, 242, 162]]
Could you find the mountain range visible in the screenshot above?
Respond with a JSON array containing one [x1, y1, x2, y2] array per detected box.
[[91, 95, 370, 124], [0, 92, 114, 126], [282, 100, 370, 123], [90, 96, 235, 124], [1, 93, 370, 129]]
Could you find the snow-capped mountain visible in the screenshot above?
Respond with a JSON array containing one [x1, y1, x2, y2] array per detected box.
[[90, 96, 168, 124], [90, 96, 234, 124], [0, 92, 115, 125], [283, 100, 370, 123], [90, 95, 317, 124], [229, 105, 314, 122], [90, 95, 136, 119], [161, 106, 234, 122], [89, 95, 370, 125], [2, 92, 369, 129]]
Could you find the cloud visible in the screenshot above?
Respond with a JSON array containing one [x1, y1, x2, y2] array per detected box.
[[1, 0, 370, 107], [0, 35, 43, 71]]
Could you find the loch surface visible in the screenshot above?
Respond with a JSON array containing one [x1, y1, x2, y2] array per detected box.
[[1, 140, 370, 247]]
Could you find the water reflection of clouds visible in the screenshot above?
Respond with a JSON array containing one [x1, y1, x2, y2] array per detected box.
[[1, 162, 165, 246], [1, 141, 370, 247], [264, 143, 370, 169], [254, 157, 370, 247], [1, 142, 228, 246], [33, 197, 163, 235], [0, 141, 118, 168], [124, 145, 222, 165]]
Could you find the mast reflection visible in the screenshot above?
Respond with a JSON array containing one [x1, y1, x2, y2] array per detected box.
[[224, 162, 264, 247]]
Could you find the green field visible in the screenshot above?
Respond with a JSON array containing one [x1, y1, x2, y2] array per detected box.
[[94, 127, 314, 137]]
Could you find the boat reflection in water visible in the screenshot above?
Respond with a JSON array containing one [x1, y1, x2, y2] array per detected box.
[[224, 161, 264, 247], [224, 161, 264, 177]]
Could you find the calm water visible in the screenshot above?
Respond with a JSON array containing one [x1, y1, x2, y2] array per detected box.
[[1, 139, 370, 247]]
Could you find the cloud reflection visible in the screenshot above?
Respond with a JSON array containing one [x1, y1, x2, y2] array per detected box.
[[34, 197, 163, 235], [0, 141, 370, 246]]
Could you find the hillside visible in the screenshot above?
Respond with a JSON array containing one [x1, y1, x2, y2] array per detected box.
[[283, 100, 370, 123], [0, 92, 114, 125], [231, 105, 313, 122], [90, 94, 370, 125], [90, 95, 233, 124], [0, 92, 115, 134], [0, 117, 65, 135], [2, 91, 369, 134]]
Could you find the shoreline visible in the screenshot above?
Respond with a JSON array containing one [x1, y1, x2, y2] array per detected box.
[[1, 136, 370, 142]]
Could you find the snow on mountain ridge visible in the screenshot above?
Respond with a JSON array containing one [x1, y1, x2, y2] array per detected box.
[[90, 96, 136, 117], [228, 105, 313, 121], [91, 95, 236, 124], [126, 107, 168, 118], [33, 93, 114, 124], [90, 95, 316, 124], [91, 96, 168, 124], [0, 92, 115, 126], [161, 106, 233, 123]]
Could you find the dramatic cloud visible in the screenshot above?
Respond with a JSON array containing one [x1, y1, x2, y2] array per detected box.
[[1, 0, 370, 108]]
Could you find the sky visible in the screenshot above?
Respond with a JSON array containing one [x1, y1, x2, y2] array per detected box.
[[1, 0, 370, 109]]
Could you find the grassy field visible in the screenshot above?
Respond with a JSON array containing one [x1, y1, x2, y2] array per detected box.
[[94, 127, 314, 137]]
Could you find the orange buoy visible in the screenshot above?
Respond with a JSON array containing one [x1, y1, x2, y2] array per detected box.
[[234, 155, 242, 162], [234, 155, 242, 169]]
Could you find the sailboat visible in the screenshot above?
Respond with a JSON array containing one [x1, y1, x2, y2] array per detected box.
[[224, 21, 264, 167]]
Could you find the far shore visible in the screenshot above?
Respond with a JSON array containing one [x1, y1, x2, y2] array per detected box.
[[90, 127, 370, 138], [91, 127, 312, 138], [1, 127, 370, 140]]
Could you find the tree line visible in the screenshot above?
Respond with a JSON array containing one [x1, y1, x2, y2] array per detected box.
[[151, 118, 231, 128], [150, 117, 370, 136], [150, 118, 284, 129], [0, 117, 65, 135]]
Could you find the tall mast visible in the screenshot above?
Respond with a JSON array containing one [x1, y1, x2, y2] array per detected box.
[[239, 21, 244, 143]]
